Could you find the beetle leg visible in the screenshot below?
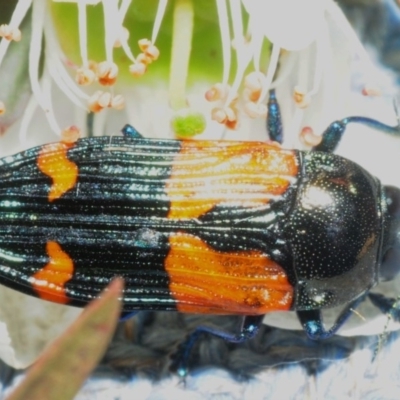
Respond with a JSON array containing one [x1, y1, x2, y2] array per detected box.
[[313, 117, 400, 153], [297, 296, 364, 340], [87, 112, 95, 137], [169, 315, 264, 377], [368, 292, 400, 321], [121, 124, 143, 139], [266, 89, 283, 143], [119, 310, 139, 321]]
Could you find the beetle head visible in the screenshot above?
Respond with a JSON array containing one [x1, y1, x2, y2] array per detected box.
[[380, 185, 400, 281]]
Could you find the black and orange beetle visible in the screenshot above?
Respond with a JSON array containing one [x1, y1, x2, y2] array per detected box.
[[0, 105, 400, 374]]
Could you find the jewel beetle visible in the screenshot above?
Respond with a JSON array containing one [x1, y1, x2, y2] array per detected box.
[[0, 104, 400, 374]]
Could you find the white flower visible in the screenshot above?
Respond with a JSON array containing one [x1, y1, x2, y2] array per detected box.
[[0, 0, 393, 147]]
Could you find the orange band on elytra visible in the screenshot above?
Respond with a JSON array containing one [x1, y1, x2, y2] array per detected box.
[[32, 241, 74, 304], [165, 233, 293, 315], [166, 140, 298, 219], [37, 142, 78, 202]]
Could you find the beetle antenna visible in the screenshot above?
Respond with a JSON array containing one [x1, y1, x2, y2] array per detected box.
[[393, 96, 400, 130], [314, 115, 400, 153]]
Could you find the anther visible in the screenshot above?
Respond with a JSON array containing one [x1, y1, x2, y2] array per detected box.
[[293, 86, 311, 108], [129, 62, 147, 77], [97, 61, 118, 86], [362, 85, 381, 97], [299, 126, 322, 147], [205, 83, 229, 102], [110, 94, 125, 110], [0, 24, 21, 41], [61, 126, 81, 144], [114, 27, 129, 48], [244, 101, 267, 118], [88, 91, 112, 113], [75, 67, 96, 86]]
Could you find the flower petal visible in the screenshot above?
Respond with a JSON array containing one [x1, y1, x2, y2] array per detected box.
[[243, 0, 325, 51]]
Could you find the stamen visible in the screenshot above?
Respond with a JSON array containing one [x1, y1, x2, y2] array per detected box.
[[244, 102, 267, 118], [116, 0, 136, 62], [169, 0, 194, 110], [88, 91, 124, 112], [77, 0, 88, 67], [138, 39, 160, 61], [118, 0, 132, 20], [97, 61, 118, 86], [0, 101, 5, 115], [307, 36, 323, 98], [88, 60, 98, 75], [113, 27, 129, 48], [136, 52, 152, 65], [48, 57, 88, 108], [88, 91, 111, 113], [270, 52, 296, 89], [0, 0, 32, 67], [247, 15, 264, 73], [29, 0, 60, 135], [293, 86, 311, 108], [110, 94, 125, 110], [44, 15, 89, 106], [42, 69, 62, 135], [225, 0, 252, 106], [51, 56, 90, 101], [102, 0, 120, 63], [61, 125, 81, 144], [287, 107, 305, 142], [129, 62, 147, 77], [211, 107, 228, 124], [244, 71, 264, 101], [319, 22, 336, 131], [299, 126, 322, 147], [75, 67, 96, 85], [245, 71, 264, 93], [18, 95, 38, 144], [362, 85, 381, 97], [215, 0, 231, 86], [243, 71, 266, 118], [151, 0, 168, 44], [257, 43, 280, 104], [211, 103, 238, 129], [144, 44, 160, 61], [0, 25, 22, 42], [129, 51, 151, 78], [205, 83, 229, 102]]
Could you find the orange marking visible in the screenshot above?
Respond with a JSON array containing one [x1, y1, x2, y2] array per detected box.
[[165, 233, 293, 315], [37, 142, 78, 201], [32, 241, 74, 304], [166, 141, 298, 219]]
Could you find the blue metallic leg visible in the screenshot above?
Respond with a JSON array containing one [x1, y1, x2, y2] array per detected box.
[[297, 296, 364, 340], [170, 315, 264, 377], [266, 90, 283, 143], [119, 310, 139, 322], [369, 293, 400, 321], [86, 112, 95, 137], [121, 124, 143, 139], [313, 116, 400, 153]]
